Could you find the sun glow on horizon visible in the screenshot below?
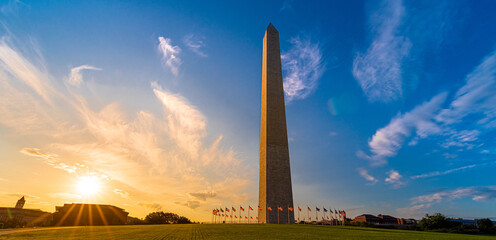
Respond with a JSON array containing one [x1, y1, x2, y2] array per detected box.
[[76, 175, 102, 197]]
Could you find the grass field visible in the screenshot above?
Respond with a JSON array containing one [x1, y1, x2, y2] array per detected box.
[[1, 224, 495, 239]]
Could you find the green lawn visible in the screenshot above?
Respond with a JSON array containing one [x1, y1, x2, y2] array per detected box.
[[1, 224, 495, 239]]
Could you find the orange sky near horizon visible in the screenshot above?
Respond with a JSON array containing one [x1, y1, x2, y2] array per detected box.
[[0, 38, 256, 221]]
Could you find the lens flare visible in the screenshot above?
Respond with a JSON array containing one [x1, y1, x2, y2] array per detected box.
[[76, 175, 101, 196]]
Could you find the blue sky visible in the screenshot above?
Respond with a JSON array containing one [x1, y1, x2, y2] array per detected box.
[[0, 0, 495, 221]]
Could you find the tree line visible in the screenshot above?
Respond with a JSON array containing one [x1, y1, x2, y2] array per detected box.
[[418, 213, 495, 234], [127, 211, 192, 225], [348, 213, 495, 235]]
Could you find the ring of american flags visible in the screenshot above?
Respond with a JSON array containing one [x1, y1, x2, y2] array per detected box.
[[211, 205, 347, 224]]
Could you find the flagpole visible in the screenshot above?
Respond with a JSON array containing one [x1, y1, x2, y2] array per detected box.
[[307, 207, 309, 223], [287, 205, 289, 224], [323, 207, 325, 222], [248, 208, 250, 224], [277, 207, 279, 224]]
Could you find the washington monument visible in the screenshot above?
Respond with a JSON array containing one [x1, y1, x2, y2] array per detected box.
[[258, 23, 295, 224]]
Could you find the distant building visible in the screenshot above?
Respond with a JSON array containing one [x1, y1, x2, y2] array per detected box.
[[15, 196, 25, 209], [53, 203, 128, 226], [397, 218, 418, 225], [377, 214, 398, 224], [353, 214, 417, 226], [408, 219, 418, 225], [352, 214, 381, 224], [449, 218, 496, 227], [449, 218, 478, 226], [0, 196, 52, 227]]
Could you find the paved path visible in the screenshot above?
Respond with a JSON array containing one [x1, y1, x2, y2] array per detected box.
[[0, 227, 78, 236]]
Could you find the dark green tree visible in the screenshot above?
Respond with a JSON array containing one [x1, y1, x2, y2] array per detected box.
[[163, 212, 180, 224], [419, 213, 461, 230], [144, 211, 191, 224], [477, 218, 494, 233], [177, 216, 192, 224], [127, 216, 146, 225], [145, 212, 169, 224]]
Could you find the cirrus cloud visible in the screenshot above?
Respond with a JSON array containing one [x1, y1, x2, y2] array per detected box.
[[411, 186, 496, 204], [353, 0, 410, 102], [360, 49, 496, 167], [67, 65, 101, 86], [282, 36, 325, 102], [183, 34, 207, 58], [158, 36, 182, 75], [358, 168, 378, 185], [359, 92, 447, 166]]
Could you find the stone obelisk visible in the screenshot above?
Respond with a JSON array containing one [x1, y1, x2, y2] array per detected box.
[[258, 23, 294, 224]]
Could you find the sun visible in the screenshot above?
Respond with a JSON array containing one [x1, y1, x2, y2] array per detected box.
[[76, 175, 101, 196]]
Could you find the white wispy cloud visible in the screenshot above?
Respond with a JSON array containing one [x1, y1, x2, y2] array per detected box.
[[442, 153, 458, 159], [67, 65, 101, 86], [360, 92, 447, 166], [411, 186, 496, 204], [19, 147, 78, 174], [397, 186, 496, 218], [183, 34, 207, 57], [352, 0, 411, 102], [411, 164, 477, 180], [385, 169, 405, 188], [396, 203, 432, 218], [113, 189, 130, 199], [358, 168, 378, 184], [153, 88, 206, 159], [0, 0, 29, 15], [441, 130, 480, 149], [281, 36, 325, 102], [158, 36, 182, 75], [0, 38, 55, 103], [436, 50, 496, 127], [361, 49, 496, 167]]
